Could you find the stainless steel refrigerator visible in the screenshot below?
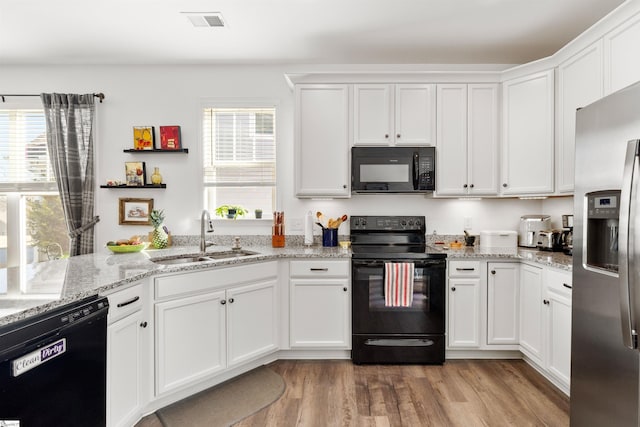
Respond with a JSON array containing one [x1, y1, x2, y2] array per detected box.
[[572, 81, 640, 426]]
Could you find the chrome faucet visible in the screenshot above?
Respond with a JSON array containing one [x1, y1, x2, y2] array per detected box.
[[200, 209, 215, 252]]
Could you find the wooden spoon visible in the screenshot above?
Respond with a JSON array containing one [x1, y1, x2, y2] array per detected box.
[[316, 211, 325, 226]]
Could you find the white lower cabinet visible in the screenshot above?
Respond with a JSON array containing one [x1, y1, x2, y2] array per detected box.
[[154, 262, 278, 396], [227, 280, 278, 366], [105, 282, 151, 427], [289, 259, 350, 348], [487, 263, 520, 345], [545, 269, 572, 391], [519, 264, 545, 365], [447, 260, 481, 348], [155, 291, 227, 394]]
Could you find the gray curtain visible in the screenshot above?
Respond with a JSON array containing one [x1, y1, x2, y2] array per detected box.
[[41, 93, 99, 256]]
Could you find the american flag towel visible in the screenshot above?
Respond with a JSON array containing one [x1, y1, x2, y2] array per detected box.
[[384, 262, 415, 307]]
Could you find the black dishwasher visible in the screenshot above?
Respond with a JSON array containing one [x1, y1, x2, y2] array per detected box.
[[0, 295, 109, 427]]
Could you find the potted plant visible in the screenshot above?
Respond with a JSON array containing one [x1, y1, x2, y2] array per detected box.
[[215, 204, 248, 219], [255, 209, 263, 219]]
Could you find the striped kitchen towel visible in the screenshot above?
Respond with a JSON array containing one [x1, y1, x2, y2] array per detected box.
[[384, 262, 415, 307]]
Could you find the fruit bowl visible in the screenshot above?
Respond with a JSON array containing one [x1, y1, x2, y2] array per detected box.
[[106, 242, 149, 253]]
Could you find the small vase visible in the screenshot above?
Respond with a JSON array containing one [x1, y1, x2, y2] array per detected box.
[[151, 167, 163, 185], [152, 226, 169, 249]]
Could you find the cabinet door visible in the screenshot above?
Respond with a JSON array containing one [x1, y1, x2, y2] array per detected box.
[[353, 84, 393, 146], [395, 84, 436, 146], [519, 264, 545, 366], [295, 84, 350, 197], [447, 278, 481, 348], [226, 279, 278, 367], [547, 290, 572, 388], [155, 290, 226, 395], [604, 12, 640, 95], [501, 70, 554, 195], [290, 278, 350, 348], [487, 263, 520, 345], [436, 84, 468, 195], [107, 309, 147, 427], [468, 84, 499, 196], [557, 41, 603, 193]]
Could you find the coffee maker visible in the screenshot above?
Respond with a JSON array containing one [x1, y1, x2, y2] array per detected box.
[[561, 214, 573, 255]]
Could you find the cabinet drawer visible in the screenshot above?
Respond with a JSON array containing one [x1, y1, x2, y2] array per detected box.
[[155, 261, 278, 300], [448, 260, 481, 277], [546, 268, 572, 298], [290, 260, 350, 278], [105, 283, 144, 324]]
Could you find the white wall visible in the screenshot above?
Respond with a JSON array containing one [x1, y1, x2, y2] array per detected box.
[[0, 64, 572, 244]]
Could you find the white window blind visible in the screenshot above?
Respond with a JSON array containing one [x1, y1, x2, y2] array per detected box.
[[0, 109, 55, 192], [202, 107, 276, 187]]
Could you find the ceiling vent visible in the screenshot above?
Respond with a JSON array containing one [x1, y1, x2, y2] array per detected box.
[[183, 12, 226, 28]]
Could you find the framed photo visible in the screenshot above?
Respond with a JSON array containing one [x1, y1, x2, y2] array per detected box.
[[159, 126, 181, 150], [133, 126, 155, 150], [125, 161, 146, 186], [119, 198, 153, 225]]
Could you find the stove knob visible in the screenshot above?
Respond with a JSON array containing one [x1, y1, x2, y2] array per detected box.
[[361, 219, 367, 226], [408, 220, 413, 226], [415, 219, 421, 227], [401, 220, 407, 226]]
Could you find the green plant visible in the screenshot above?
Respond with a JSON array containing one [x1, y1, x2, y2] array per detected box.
[[215, 205, 248, 219]]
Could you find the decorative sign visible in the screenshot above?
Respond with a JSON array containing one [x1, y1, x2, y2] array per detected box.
[[11, 338, 66, 377]]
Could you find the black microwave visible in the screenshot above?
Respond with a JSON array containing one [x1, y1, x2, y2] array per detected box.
[[351, 146, 435, 193]]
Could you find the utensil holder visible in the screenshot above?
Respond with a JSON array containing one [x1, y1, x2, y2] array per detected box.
[[272, 224, 285, 248], [322, 228, 338, 247]]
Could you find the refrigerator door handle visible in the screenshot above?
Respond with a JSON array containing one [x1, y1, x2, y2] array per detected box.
[[619, 139, 640, 349]]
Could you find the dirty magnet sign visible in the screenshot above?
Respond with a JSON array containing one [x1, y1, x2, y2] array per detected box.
[[11, 338, 66, 377]]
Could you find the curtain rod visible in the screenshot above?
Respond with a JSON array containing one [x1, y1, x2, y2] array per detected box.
[[0, 93, 105, 103]]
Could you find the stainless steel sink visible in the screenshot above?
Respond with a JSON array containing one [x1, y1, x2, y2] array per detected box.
[[152, 250, 259, 265]]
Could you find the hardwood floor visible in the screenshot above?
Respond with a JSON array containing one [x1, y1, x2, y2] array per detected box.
[[235, 359, 569, 427]]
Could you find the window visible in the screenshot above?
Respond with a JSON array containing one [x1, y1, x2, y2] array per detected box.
[[0, 101, 68, 276], [202, 106, 276, 217]]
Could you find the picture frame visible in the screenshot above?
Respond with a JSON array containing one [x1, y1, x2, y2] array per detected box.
[[119, 198, 153, 225], [159, 125, 181, 150], [133, 126, 155, 150], [125, 161, 146, 186]]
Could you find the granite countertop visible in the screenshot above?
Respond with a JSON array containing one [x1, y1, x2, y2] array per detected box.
[[0, 243, 349, 327], [440, 246, 573, 271], [0, 238, 572, 328]]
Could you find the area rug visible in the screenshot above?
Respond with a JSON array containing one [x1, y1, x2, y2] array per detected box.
[[155, 366, 285, 427]]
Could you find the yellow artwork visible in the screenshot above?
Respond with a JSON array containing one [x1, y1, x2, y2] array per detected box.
[[133, 126, 155, 150]]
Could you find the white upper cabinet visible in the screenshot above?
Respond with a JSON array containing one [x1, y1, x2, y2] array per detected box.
[[294, 84, 351, 198], [353, 84, 436, 146], [501, 70, 555, 195], [556, 41, 604, 194], [437, 84, 499, 196], [604, 11, 640, 95]]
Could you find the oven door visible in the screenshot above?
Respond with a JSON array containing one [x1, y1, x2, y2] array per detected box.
[[352, 258, 445, 335]]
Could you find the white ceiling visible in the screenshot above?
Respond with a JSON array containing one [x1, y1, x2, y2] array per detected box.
[[0, 0, 626, 66]]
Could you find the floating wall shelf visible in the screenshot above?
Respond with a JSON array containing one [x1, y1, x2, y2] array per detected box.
[[123, 149, 188, 153], [100, 184, 167, 189]]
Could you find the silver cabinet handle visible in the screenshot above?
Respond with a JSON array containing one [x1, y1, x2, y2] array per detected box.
[[220, 300, 226, 305], [228, 298, 235, 303], [116, 296, 140, 308]]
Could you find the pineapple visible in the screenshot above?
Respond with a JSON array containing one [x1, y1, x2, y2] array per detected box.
[[150, 209, 168, 249]]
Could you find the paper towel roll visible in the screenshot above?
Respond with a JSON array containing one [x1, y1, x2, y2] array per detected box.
[[304, 211, 314, 245]]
